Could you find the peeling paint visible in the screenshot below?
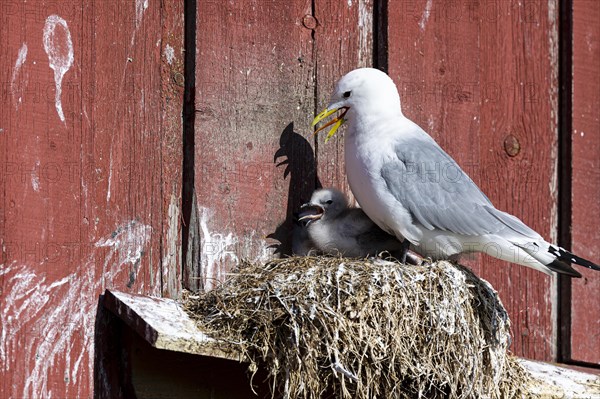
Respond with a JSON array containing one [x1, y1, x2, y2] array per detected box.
[[11, 43, 28, 110], [164, 44, 175, 65], [547, 0, 559, 246], [419, 0, 432, 31], [31, 174, 40, 193], [198, 207, 272, 290], [135, 0, 149, 28], [357, 0, 372, 68], [96, 220, 152, 289], [106, 154, 113, 202], [0, 221, 152, 398], [199, 207, 238, 290], [30, 161, 41, 192], [547, 0, 560, 359], [242, 231, 272, 264], [161, 194, 180, 296], [43, 15, 74, 124]]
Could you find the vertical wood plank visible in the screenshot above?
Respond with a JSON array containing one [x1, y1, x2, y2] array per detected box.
[[387, 0, 559, 361], [193, 0, 316, 289], [0, 1, 183, 397], [570, 0, 600, 365], [314, 0, 373, 198], [159, 0, 185, 299]]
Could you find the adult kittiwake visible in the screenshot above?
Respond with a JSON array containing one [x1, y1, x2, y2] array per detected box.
[[312, 67, 600, 278], [296, 188, 420, 263]]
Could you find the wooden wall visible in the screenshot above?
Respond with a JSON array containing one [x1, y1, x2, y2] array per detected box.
[[188, 0, 374, 290], [387, 0, 560, 361], [0, 1, 598, 397], [0, 1, 183, 397], [570, 0, 600, 365], [189, 0, 598, 364]]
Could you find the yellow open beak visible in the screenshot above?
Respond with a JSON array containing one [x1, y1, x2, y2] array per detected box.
[[311, 106, 349, 143]]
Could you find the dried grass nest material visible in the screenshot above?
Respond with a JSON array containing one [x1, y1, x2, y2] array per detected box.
[[184, 257, 530, 398]]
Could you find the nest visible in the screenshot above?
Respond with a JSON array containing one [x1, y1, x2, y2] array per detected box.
[[184, 257, 529, 398]]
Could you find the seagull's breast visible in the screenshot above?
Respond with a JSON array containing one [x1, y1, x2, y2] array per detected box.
[[344, 120, 415, 240]]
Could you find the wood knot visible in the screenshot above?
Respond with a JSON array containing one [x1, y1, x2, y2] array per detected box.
[[503, 135, 521, 157], [302, 15, 318, 30]]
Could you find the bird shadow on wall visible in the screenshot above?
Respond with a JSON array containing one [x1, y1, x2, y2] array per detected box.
[[267, 122, 321, 256]]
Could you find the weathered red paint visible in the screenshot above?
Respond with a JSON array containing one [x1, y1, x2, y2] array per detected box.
[[0, 1, 183, 397], [570, 0, 600, 365], [314, 0, 373, 198], [192, 0, 317, 289], [190, 1, 376, 289], [1, 1, 597, 395], [387, 0, 559, 361]]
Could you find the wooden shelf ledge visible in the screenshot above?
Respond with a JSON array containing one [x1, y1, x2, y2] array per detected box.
[[103, 290, 600, 398], [520, 359, 600, 398], [103, 289, 241, 361]]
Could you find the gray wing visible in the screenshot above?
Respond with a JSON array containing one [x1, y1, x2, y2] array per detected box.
[[381, 137, 539, 238]]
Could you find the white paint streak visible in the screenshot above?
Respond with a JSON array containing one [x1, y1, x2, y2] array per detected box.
[[198, 207, 273, 290], [106, 155, 113, 202], [242, 230, 271, 264], [419, 0, 433, 31], [31, 175, 40, 192], [0, 221, 152, 398], [357, 0, 372, 68], [96, 221, 152, 275], [347, 0, 353, 6], [30, 161, 41, 192], [43, 15, 74, 124], [427, 115, 435, 132], [160, 194, 180, 296], [547, 0, 559, 246], [11, 43, 28, 110], [546, 0, 560, 360], [199, 207, 238, 290], [135, 0, 149, 28], [164, 44, 175, 65]]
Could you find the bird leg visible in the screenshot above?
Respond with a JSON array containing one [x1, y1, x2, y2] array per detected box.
[[399, 239, 410, 264]]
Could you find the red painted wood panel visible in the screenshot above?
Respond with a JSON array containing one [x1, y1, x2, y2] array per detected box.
[[570, 0, 600, 365], [314, 0, 373, 196], [0, 1, 183, 397], [192, 0, 317, 289], [387, 0, 559, 361], [191, 1, 376, 290]]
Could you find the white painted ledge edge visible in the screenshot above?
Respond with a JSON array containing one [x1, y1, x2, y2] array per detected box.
[[104, 290, 600, 398], [520, 359, 600, 398], [103, 289, 242, 361]]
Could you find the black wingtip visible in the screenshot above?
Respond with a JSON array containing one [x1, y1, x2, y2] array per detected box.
[[546, 260, 582, 278], [548, 246, 600, 273], [568, 253, 600, 272]]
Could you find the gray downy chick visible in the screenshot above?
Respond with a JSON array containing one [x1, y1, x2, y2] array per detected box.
[[297, 188, 418, 262]]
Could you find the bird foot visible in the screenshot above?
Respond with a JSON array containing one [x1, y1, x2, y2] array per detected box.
[[399, 239, 411, 264]]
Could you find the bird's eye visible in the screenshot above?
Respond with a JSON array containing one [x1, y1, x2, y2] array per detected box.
[[325, 200, 333, 205], [343, 91, 352, 98]]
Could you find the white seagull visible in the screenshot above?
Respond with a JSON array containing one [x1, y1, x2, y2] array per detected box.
[[312, 68, 600, 278]]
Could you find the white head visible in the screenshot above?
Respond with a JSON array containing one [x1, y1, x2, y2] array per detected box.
[[297, 188, 349, 225], [312, 68, 402, 141]]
